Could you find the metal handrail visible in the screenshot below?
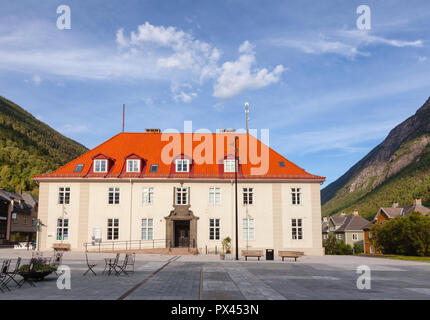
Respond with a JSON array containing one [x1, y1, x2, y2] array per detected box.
[[84, 239, 170, 252]]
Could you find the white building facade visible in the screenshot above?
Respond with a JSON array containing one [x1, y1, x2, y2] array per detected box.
[[35, 132, 325, 255]]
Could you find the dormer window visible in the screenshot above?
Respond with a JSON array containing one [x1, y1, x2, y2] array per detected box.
[[224, 159, 237, 173], [175, 159, 190, 173], [94, 159, 107, 172], [126, 159, 140, 173]]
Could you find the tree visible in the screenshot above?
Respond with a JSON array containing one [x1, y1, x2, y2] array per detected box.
[[370, 212, 430, 256]]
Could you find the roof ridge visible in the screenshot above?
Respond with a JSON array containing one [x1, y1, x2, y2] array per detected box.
[[344, 215, 354, 229]]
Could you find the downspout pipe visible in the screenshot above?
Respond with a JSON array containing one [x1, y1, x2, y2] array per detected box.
[[129, 179, 133, 243]]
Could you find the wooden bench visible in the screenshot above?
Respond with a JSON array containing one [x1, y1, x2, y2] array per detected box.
[[278, 250, 304, 262], [241, 249, 264, 261], [52, 243, 71, 251]]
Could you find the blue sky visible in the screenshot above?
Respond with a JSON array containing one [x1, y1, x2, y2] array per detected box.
[[0, 0, 429, 185]]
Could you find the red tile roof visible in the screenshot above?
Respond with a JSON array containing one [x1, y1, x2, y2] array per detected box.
[[33, 132, 325, 181]]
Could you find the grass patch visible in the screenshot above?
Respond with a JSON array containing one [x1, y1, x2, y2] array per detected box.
[[375, 255, 430, 263]]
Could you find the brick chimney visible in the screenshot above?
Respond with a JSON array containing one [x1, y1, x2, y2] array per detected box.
[[353, 209, 359, 216], [413, 198, 422, 206], [392, 202, 399, 208]]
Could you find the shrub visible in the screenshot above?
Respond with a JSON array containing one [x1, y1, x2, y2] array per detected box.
[[323, 234, 353, 255], [222, 237, 232, 254], [353, 243, 363, 254]]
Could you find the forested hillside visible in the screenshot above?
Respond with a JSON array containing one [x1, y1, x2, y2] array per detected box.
[[0, 96, 88, 196]]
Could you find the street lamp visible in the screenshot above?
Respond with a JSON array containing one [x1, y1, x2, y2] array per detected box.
[[234, 136, 239, 260]]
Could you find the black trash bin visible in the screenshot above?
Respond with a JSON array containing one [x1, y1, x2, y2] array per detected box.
[[266, 249, 274, 260]]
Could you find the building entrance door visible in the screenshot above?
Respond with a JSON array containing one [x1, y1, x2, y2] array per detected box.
[[174, 220, 190, 247]]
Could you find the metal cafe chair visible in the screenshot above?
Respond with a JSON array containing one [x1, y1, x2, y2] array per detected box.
[[16, 261, 36, 288], [103, 253, 120, 275], [0, 260, 12, 292], [125, 253, 136, 274], [3, 257, 22, 288], [83, 253, 97, 276], [50, 251, 63, 275], [114, 254, 130, 276]]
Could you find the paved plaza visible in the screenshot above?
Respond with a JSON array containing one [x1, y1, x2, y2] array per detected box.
[[1, 250, 430, 300]]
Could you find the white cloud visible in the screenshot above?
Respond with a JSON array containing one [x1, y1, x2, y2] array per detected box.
[[32, 75, 42, 85], [273, 29, 423, 58], [213, 41, 285, 99], [118, 22, 220, 77], [0, 21, 283, 100], [418, 56, 428, 62], [173, 91, 198, 103], [24, 74, 42, 85], [280, 38, 365, 58], [170, 81, 198, 103], [57, 124, 89, 134]]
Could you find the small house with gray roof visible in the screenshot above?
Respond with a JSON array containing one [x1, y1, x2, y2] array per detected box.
[[332, 210, 370, 250]]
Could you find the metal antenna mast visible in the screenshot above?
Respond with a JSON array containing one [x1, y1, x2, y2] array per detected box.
[[122, 104, 125, 133], [245, 102, 249, 135]]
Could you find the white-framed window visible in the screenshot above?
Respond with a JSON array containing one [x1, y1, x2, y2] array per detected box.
[[58, 187, 70, 204], [209, 187, 221, 205], [175, 159, 190, 172], [209, 218, 220, 240], [336, 233, 342, 240], [243, 218, 255, 241], [94, 159, 108, 172], [141, 218, 153, 240], [108, 187, 120, 204], [107, 218, 119, 240], [243, 188, 254, 205], [323, 234, 328, 240], [352, 233, 358, 241], [370, 246, 374, 254], [223, 159, 236, 173], [292, 218, 303, 240], [291, 188, 302, 205], [126, 159, 140, 173], [57, 218, 69, 241], [142, 187, 154, 204], [175, 187, 188, 205]]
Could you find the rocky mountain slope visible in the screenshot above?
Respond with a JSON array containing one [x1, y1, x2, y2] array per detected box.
[[322, 97, 430, 220]]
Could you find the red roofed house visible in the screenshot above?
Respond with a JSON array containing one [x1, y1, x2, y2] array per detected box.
[[34, 130, 325, 255]]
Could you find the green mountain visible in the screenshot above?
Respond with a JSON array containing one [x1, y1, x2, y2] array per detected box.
[[0, 96, 88, 196], [322, 97, 430, 220]]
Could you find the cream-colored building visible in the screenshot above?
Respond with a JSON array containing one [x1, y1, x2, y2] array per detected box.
[[34, 131, 325, 255]]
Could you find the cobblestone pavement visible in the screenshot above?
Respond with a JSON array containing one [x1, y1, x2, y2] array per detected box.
[[1, 251, 430, 300]]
